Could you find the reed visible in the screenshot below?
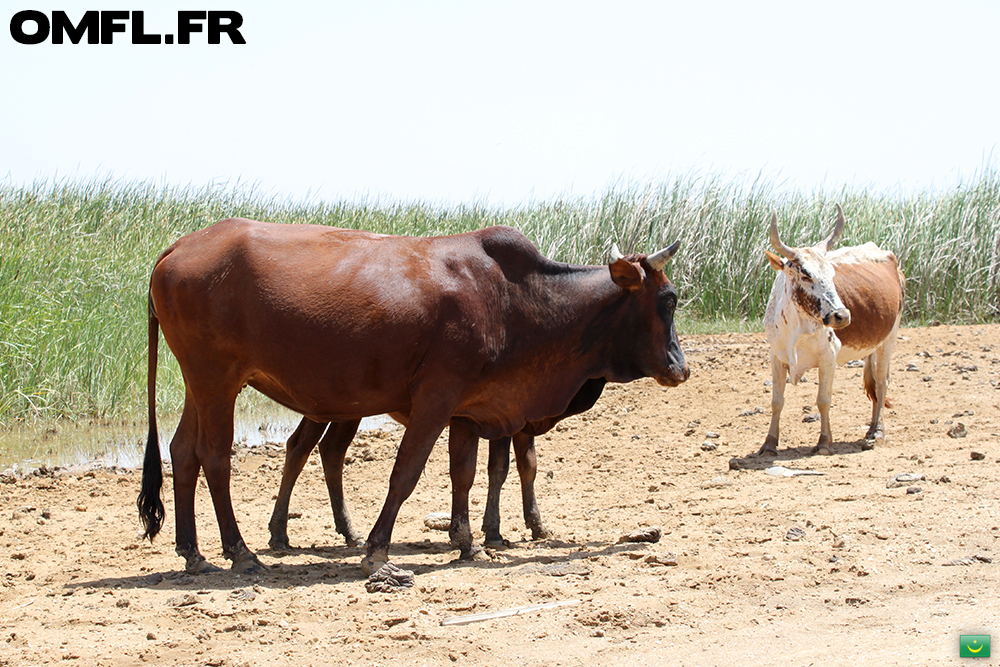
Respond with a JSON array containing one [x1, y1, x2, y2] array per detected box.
[[1, 167, 997, 425]]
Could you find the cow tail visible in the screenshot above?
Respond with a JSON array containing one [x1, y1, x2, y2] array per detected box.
[[863, 355, 893, 410], [137, 293, 165, 541]]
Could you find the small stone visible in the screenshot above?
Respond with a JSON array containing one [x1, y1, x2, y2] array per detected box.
[[847, 359, 864, 368], [947, 423, 967, 438], [705, 431, 720, 439], [802, 413, 820, 423], [905, 363, 919, 372], [165, 593, 199, 607], [700, 441, 718, 452], [229, 587, 256, 602], [887, 473, 925, 488], [906, 486, 922, 495], [970, 451, 985, 461], [785, 526, 806, 541], [644, 552, 678, 566], [701, 476, 732, 489], [146, 632, 156, 641]]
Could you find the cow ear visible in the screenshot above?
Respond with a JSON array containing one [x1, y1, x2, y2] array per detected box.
[[765, 250, 785, 272], [609, 258, 645, 290]]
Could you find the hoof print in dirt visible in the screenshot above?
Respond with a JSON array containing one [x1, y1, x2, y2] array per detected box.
[[365, 563, 415, 594]]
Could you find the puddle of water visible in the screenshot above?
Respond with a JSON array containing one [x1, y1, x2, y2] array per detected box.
[[0, 403, 395, 477]]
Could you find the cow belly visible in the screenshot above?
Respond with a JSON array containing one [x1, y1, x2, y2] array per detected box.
[[835, 341, 879, 365]]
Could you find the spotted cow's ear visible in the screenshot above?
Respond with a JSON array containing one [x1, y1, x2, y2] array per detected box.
[[765, 250, 785, 272], [609, 258, 645, 290]]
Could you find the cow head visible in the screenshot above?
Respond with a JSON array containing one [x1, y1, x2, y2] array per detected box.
[[765, 205, 851, 329], [606, 241, 689, 387]]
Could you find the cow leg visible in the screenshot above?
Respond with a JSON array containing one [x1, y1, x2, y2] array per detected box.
[[812, 354, 838, 456], [268, 418, 327, 550], [317, 419, 365, 547], [361, 407, 451, 575], [198, 403, 266, 575], [448, 422, 481, 560], [864, 334, 896, 440], [512, 431, 550, 540], [482, 436, 511, 548], [171, 399, 220, 574], [759, 356, 788, 455]]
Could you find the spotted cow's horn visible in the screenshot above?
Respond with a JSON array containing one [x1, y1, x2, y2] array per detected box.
[[647, 240, 680, 271], [610, 243, 625, 262], [769, 212, 795, 259], [823, 204, 846, 251]]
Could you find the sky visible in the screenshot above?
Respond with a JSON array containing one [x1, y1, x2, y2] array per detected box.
[[2, 0, 998, 207]]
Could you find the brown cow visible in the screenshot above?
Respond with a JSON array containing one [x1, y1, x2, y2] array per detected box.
[[267, 378, 607, 552], [760, 205, 905, 456], [138, 220, 687, 575]]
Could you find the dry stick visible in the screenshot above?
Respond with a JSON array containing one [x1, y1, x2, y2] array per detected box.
[[440, 599, 581, 627]]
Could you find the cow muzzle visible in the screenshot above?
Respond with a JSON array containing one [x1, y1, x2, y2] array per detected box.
[[657, 363, 690, 387], [823, 308, 851, 329]]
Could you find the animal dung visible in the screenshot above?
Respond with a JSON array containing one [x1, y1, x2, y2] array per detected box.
[[424, 512, 451, 531], [365, 563, 415, 593], [617, 526, 662, 544]]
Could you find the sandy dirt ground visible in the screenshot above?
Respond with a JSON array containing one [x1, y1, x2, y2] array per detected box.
[[2, 324, 998, 667]]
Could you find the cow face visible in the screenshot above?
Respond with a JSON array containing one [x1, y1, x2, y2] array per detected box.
[[608, 242, 689, 387], [765, 208, 851, 330]]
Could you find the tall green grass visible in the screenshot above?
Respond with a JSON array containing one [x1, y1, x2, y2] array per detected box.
[[1, 169, 998, 426]]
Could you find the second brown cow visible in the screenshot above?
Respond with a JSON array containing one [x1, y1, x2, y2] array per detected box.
[[139, 220, 688, 575]]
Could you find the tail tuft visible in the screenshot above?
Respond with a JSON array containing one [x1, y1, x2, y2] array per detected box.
[[137, 303, 165, 540]]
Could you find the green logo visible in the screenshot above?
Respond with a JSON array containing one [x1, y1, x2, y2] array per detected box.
[[960, 635, 991, 658]]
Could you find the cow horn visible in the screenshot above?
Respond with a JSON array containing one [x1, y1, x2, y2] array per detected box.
[[823, 204, 846, 251], [647, 240, 680, 271], [768, 213, 795, 259], [610, 243, 625, 262]]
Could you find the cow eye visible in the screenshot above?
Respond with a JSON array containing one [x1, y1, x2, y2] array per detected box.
[[798, 268, 813, 283]]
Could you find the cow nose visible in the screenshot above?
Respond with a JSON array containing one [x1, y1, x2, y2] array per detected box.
[[824, 309, 851, 329]]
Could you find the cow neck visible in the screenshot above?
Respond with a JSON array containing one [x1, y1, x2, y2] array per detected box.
[[767, 272, 824, 373], [523, 263, 640, 381]]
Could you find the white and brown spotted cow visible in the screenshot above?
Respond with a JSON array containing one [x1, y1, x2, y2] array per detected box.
[[760, 205, 905, 456]]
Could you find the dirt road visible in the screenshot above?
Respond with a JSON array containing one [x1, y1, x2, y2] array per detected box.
[[2, 325, 998, 666]]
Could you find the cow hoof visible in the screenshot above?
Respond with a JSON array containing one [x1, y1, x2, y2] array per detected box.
[[268, 539, 292, 552], [185, 556, 223, 575], [757, 444, 778, 457], [811, 444, 833, 456], [345, 537, 367, 549], [460, 546, 489, 562], [483, 537, 510, 549], [360, 554, 387, 577], [530, 527, 553, 541], [860, 439, 876, 451]]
